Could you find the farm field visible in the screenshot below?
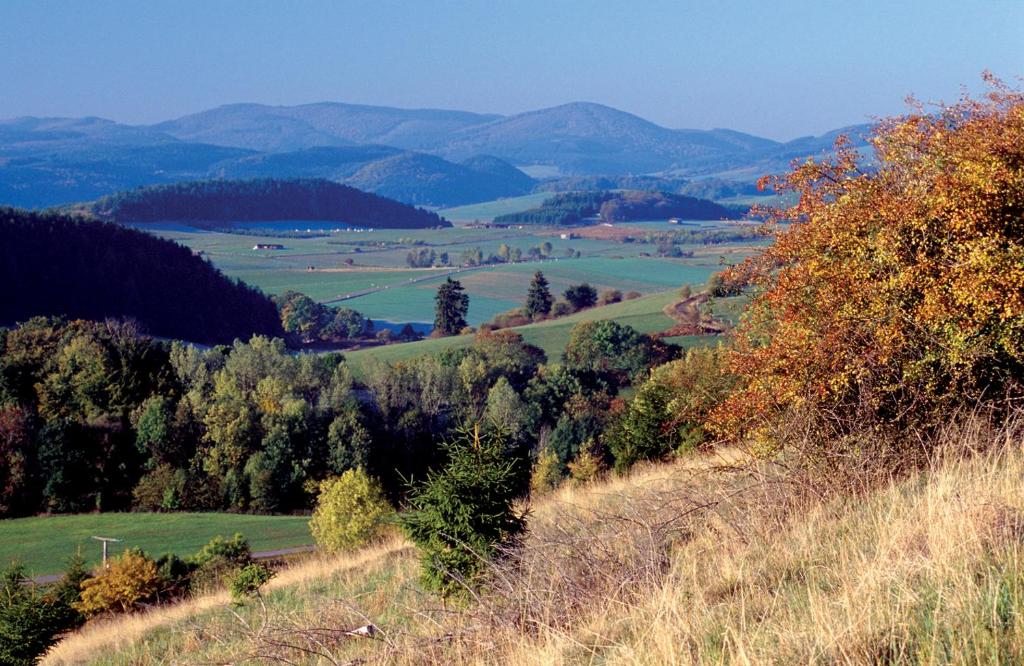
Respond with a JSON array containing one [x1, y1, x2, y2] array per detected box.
[[142, 221, 758, 326], [0, 513, 312, 577], [437, 192, 550, 222]]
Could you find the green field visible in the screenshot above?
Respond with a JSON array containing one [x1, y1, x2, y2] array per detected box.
[[343, 289, 682, 374], [0, 513, 312, 577], [143, 221, 756, 326], [438, 192, 551, 222]]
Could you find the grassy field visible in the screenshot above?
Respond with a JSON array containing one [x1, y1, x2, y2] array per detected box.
[[343, 289, 683, 374], [48, 425, 1024, 665], [437, 192, 550, 222], [142, 221, 757, 326], [0, 513, 312, 577]]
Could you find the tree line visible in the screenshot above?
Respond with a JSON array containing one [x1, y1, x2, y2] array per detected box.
[[0, 313, 686, 519]]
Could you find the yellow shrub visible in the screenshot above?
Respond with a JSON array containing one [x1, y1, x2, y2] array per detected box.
[[309, 468, 393, 553], [75, 551, 159, 616]]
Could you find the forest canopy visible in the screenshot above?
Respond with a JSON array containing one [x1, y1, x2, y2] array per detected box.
[[0, 207, 283, 344], [87, 178, 451, 229], [494, 189, 741, 225]]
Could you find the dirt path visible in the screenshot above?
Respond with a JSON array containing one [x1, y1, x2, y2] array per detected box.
[[656, 292, 729, 337]]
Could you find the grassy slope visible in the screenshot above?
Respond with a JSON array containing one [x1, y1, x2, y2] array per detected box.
[[438, 192, 551, 222], [49, 430, 1024, 665], [1, 513, 311, 577], [343, 290, 682, 374]]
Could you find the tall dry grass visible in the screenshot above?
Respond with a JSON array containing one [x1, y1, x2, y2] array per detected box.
[[46, 420, 1024, 664]]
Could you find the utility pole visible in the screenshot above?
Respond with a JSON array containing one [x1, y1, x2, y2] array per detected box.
[[91, 536, 122, 567]]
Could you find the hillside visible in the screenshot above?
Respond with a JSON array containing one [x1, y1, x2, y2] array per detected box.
[[154, 102, 501, 152], [342, 290, 686, 375], [0, 116, 254, 208], [46, 425, 1024, 664], [0, 207, 283, 343], [345, 153, 535, 207], [494, 189, 741, 225], [436, 101, 781, 174], [88, 178, 451, 228], [0, 103, 873, 209]]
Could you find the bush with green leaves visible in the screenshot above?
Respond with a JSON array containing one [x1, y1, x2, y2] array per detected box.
[[607, 347, 733, 471], [0, 555, 87, 666], [309, 469, 394, 554], [228, 563, 275, 605], [187, 533, 252, 592], [399, 425, 528, 597]]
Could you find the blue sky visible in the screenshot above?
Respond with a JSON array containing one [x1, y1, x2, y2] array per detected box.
[[1, 0, 1021, 139]]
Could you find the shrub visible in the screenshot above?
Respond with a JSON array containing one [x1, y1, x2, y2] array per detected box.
[[0, 556, 87, 666], [309, 469, 393, 554], [551, 301, 573, 317], [609, 347, 733, 471], [188, 533, 252, 592], [712, 82, 1024, 455], [624, 290, 643, 300], [597, 289, 623, 306], [75, 550, 160, 616], [131, 464, 185, 511], [567, 440, 607, 486], [563, 283, 598, 311], [399, 425, 527, 597], [530, 446, 562, 496], [228, 563, 275, 605]]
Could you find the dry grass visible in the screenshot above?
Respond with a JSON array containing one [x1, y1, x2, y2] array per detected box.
[[42, 538, 412, 665], [46, 427, 1024, 665]]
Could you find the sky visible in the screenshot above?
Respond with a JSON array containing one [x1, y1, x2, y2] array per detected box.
[[1, 0, 1022, 140]]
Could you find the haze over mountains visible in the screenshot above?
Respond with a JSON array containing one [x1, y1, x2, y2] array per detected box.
[[0, 101, 872, 209]]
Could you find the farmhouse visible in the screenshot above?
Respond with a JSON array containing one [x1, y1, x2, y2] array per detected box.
[[252, 243, 285, 250]]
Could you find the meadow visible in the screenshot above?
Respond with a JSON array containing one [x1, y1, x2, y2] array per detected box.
[[146, 215, 755, 326], [0, 513, 312, 577], [437, 192, 550, 222], [49, 426, 1024, 666], [341, 290, 723, 375]]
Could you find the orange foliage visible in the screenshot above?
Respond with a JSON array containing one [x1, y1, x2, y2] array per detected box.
[[712, 77, 1024, 442]]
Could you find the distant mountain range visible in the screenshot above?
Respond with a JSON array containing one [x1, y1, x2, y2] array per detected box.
[[0, 101, 873, 209]]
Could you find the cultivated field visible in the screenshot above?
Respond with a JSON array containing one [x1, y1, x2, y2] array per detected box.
[[146, 217, 757, 326], [0, 513, 312, 577]]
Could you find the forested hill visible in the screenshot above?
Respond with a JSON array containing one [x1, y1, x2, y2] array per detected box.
[[0, 207, 283, 343], [89, 178, 451, 228], [494, 190, 742, 225]]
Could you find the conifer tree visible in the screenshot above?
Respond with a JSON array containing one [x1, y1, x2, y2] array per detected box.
[[434, 277, 469, 336], [399, 424, 527, 597], [525, 271, 554, 319]]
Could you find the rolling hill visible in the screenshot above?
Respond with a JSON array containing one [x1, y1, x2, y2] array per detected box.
[[0, 207, 283, 343], [86, 178, 452, 228], [154, 102, 501, 152], [0, 101, 874, 209]]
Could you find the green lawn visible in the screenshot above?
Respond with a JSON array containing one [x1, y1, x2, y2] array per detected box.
[[0, 513, 312, 577]]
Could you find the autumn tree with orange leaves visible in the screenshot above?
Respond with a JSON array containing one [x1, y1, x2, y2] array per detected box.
[[711, 77, 1024, 458]]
